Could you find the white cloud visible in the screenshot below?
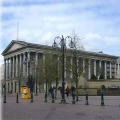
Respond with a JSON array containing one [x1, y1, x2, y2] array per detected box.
[[1, 0, 120, 64], [83, 33, 120, 55]]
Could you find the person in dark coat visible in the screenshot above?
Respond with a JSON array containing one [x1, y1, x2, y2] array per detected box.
[[71, 85, 76, 96], [49, 86, 54, 98], [27, 75, 35, 93], [58, 86, 62, 97]]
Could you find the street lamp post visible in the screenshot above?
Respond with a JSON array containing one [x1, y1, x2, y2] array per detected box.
[[24, 58, 35, 92], [28, 60, 38, 95], [53, 35, 74, 103], [35, 66, 38, 95]]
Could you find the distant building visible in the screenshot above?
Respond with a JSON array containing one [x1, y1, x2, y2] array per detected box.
[[117, 57, 120, 78], [0, 64, 4, 81], [1, 40, 120, 93]]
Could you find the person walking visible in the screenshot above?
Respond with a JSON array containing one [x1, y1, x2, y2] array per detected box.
[[71, 85, 76, 97], [49, 86, 54, 98], [65, 86, 70, 97], [58, 86, 62, 98]]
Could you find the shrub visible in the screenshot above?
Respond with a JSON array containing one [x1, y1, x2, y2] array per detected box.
[[99, 74, 104, 79], [101, 85, 106, 89], [91, 74, 97, 80]]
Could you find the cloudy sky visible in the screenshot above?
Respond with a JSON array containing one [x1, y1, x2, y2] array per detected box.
[[0, 0, 120, 64]]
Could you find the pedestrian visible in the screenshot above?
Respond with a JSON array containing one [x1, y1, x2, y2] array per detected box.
[[71, 85, 76, 96], [65, 86, 70, 97], [3, 83, 6, 93], [27, 75, 35, 93], [49, 86, 54, 98], [58, 86, 62, 97]]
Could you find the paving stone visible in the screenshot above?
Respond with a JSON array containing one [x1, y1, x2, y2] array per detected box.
[[2, 93, 120, 120]]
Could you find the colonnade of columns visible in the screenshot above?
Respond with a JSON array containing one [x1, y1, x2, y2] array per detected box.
[[4, 51, 40, 80], [3, 51, 40, 93], [4, 53, 117, 81], [3, 51, 118, 93], [66, 57, 117, 80]]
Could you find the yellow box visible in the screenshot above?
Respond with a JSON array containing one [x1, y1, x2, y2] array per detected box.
[[21, 93, 31, 99], [21, 86, 29, 94], [21, 86, 30, 99]]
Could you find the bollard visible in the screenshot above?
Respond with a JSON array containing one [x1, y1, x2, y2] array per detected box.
[[72, 92, 76, 104], [3, 84, 6, 103], [16, 92, 19, 103], [3, 93, 6, 103], [44, 93, 47, 102], [101, 91, 104, 106], [52, 93, 55, 103], [85, 92, 89, 105], [31, 92, 33, 103]]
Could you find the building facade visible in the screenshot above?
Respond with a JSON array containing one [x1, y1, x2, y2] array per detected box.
[[1, 40, 120, 93], [0, 64, 4, 81]]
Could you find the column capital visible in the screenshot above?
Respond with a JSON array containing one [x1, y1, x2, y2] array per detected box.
[[27, 50, 31, 53], [104, 60, 107, 63]]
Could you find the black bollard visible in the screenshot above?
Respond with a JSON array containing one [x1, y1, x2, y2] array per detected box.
[[44, 93, 47, 102], [72, 92, 76, 104], [52, 93, 55, 103], [3, 84, 6, 103], [3, 93, 6, 103], [101, 91, 104, 106], [16, 92, 19, 103], [31, 92, 33, 103], [85, 92, 89, 105]]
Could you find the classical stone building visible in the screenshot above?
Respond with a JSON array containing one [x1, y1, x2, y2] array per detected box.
[[0, 64, 4, 81], [1, 40, 120, 93]]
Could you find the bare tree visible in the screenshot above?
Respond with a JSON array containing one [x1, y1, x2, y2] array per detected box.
[[66, 31, 90, 101], [52, 54, 61, 99]]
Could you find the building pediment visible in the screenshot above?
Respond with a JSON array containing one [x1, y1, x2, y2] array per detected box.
[[10, 43, 25, 52], [2, 40, 27, 55]]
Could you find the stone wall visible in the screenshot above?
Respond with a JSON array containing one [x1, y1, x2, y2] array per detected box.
[[88, 79, 120, 88]]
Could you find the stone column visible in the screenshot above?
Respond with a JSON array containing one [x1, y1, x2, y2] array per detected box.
[[110, 61, 112, 78], [117, 63, 120, 78], [94, 60, 96, 76], [118, 63, 119, 70], [114, 63, 116, 78], [97, 60, 101, 80], [88, 59, 91, 79], [99, 60, 102, 77], [27, 51, 30, 77], [9, 58, 12, 79], [8, 58, 10, 79], [104, 61, 107, 79], [6, 59, 9, 79], [4, 59, 6, 80], [23, 53, 26, 77], [99, 60, 101, 69], [16, 55, 18, 77], [19, 54, 22, 73], [6, 59, 8, 79], [35, 52, 38, 65], [83, 59, 85, 73], [12, 56, 15, 79], [35, 52, 38, 92]]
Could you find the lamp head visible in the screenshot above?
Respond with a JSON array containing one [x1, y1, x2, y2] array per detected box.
[[52, 40, 58, 48], [69, 40, 75, 48]]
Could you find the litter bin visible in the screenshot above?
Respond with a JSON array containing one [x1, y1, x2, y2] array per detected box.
[[21, 86, 30, 99]]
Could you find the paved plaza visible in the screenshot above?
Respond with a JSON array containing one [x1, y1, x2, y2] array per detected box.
[[1, 93, 120, 120]]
